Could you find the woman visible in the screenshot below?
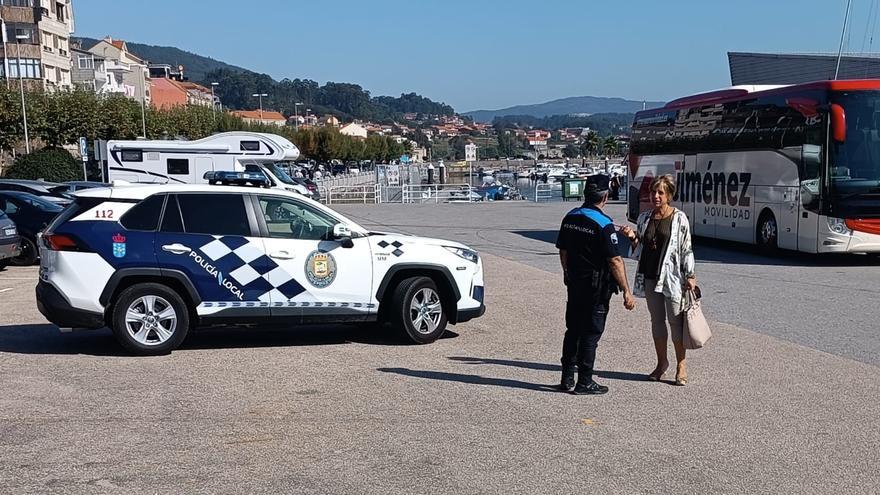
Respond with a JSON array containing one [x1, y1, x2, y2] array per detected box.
[[621, 175, 697, 386]]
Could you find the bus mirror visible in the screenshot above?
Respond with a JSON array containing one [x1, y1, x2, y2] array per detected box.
[[830, 103, 846, 143]]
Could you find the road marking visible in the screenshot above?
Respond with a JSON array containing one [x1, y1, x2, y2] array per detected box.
[[0, 288, 13, 294]]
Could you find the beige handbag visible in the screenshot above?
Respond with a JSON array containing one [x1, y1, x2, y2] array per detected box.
[[682, 289, 711, 350]]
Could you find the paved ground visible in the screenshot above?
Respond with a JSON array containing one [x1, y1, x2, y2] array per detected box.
[[337, 201, 880, 366], [1, 202, 878, 494]]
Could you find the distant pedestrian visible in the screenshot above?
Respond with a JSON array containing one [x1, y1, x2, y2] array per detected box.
[[610, 174, 621, 201], [621, 175, 697, 386], [556, 174, 635, 395], [314, 169, 323, 181]]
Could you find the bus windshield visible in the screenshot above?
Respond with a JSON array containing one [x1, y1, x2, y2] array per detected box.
[[830, 91, 880, 194]]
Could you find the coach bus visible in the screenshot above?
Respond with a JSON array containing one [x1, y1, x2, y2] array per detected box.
[[628, 80, 880, 254]]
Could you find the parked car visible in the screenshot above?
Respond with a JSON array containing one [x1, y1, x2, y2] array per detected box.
[[292, 177, 321, 201], [36, 181, 485, 355], [60, 181, 108, 193], [0, 191, 65, 265], [0, 210, 20, 269], [0, 179, 73, 205]]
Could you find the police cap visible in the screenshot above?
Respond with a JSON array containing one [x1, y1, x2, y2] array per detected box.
[[585, 174, 610, 193]]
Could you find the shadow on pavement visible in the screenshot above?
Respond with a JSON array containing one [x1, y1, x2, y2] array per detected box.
[[376, 367, 558, 392], [511, 229, 880, 268], [0, 324, 458, 356], [447, 356, 648, 382]]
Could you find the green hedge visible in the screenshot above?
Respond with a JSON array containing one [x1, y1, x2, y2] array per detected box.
[[3, 148, 82, 182]]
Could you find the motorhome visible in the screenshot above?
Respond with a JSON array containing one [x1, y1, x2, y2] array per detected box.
[[104, 132, 312, 197]]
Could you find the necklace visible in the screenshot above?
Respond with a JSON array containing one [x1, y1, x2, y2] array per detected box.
[[653, 205, 672, 220]]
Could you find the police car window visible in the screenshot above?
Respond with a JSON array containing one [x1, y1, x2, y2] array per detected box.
[[178, 194, 250, 236], [160, 195, 184, 233], [121, 194, 165, 231], [258, 196, 336, 241]]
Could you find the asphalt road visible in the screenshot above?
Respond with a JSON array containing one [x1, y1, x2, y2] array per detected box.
[[0, 201, 878, 494], [336, 201, 880, 366]]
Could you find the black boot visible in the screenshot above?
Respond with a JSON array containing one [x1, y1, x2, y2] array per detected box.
[[571, 378, 609, 395], [558, 366, 577, 391]]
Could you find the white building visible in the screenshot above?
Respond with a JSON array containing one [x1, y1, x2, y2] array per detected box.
[[339, 122, 368, 139]]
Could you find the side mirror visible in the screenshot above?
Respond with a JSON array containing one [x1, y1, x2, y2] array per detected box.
[[830, 103, 846, 143], [332, 223, 354, 248]]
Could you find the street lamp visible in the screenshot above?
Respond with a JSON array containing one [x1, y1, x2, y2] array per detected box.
[[210, 82, 219, 123], [14, 34, 30, 153], [130, 62, 148, 138], [294, 102, 303, 130], [252, 93, 268, 121]]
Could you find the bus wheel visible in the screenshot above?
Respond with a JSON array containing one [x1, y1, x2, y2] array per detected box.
[[757, 211, 778, 254]]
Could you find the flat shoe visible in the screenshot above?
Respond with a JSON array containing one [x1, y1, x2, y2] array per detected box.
[[648, 366, 668, 381], [675, 375, 688, 386]]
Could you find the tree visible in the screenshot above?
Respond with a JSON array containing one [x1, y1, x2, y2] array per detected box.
[[562, 144, 579, 158], [603, 136, 619, 156], [496, 130, 516, 158], [581, 131, 600, 157], [4, 148, 81, 181]]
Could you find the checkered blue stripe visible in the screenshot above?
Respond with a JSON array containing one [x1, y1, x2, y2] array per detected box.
[[198, 235, 306, 302]]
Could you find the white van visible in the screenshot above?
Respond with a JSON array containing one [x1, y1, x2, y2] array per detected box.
[[104, 132, 312, 197]]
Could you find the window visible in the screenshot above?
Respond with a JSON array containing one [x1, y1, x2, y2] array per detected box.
[[5, 24, 38, 44], [240, 141, 261, 151], [160, 195, 184, 233], [177, 194, 250, 236], [0, 0, 34, 7], [77, 55, 94, 69], [6, 59, 43, 79], [167, 158, 189, 175], [0, 198, 19, 215], [121, 195, 165, 231], [258, 196, 337, 241], [121, 150, 142, 162]]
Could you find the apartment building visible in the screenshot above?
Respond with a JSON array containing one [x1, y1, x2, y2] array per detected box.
[[87, 36, 150, 104], [71, 45, 130, 95], [0, 0, 75, 89]]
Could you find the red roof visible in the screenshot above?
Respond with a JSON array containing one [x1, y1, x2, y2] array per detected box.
[[231, 110, 286, 121]]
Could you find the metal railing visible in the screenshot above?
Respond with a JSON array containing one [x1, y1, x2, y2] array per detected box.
[[314, 171, 376, 189], [400, 184, 475, 204], [534, 183, 558, 202], [326, 184, 380, 205]]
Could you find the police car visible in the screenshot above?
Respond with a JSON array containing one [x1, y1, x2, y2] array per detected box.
[[35, 178, 485, 355]]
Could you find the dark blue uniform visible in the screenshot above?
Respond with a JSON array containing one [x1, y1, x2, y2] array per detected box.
[[555, 204, 620, 384]]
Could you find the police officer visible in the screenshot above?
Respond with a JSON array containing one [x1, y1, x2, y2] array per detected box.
[[555, 174, 635, 395]]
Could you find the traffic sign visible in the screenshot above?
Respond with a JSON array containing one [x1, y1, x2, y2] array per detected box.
[[78, 137, 88, 162]]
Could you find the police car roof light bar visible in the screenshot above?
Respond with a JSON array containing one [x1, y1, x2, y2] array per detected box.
[[203, 171, 271, 188]]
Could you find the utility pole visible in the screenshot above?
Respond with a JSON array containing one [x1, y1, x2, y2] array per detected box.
[[15, 36, 29, 153], [211, 82, 219, 124], [294, 102, 303, 130], [835, 0, 854, 80], [252, 93, 268, 121]]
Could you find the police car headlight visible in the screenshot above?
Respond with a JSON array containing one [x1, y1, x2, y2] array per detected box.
[[444, 246, 479, 264], [827, 217, 851, 235]]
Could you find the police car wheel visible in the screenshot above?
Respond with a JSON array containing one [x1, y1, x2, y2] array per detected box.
[[111, 283, 190, 356], [392, 276, 447, 344]]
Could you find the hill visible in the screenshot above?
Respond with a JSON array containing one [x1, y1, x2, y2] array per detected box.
[[74, 37, 250, 83], [71, 37, 456, 122], [465, 96, 665, 123]]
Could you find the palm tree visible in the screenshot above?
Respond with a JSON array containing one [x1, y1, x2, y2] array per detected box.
[[580, 131, 600, 158], [603, 136, 619, 157]]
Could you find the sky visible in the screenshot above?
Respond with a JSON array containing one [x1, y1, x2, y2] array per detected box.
[[74, 0, 868, 112]]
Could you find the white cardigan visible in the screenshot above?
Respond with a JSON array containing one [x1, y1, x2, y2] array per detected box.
[[630, 208, 696, 315]]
